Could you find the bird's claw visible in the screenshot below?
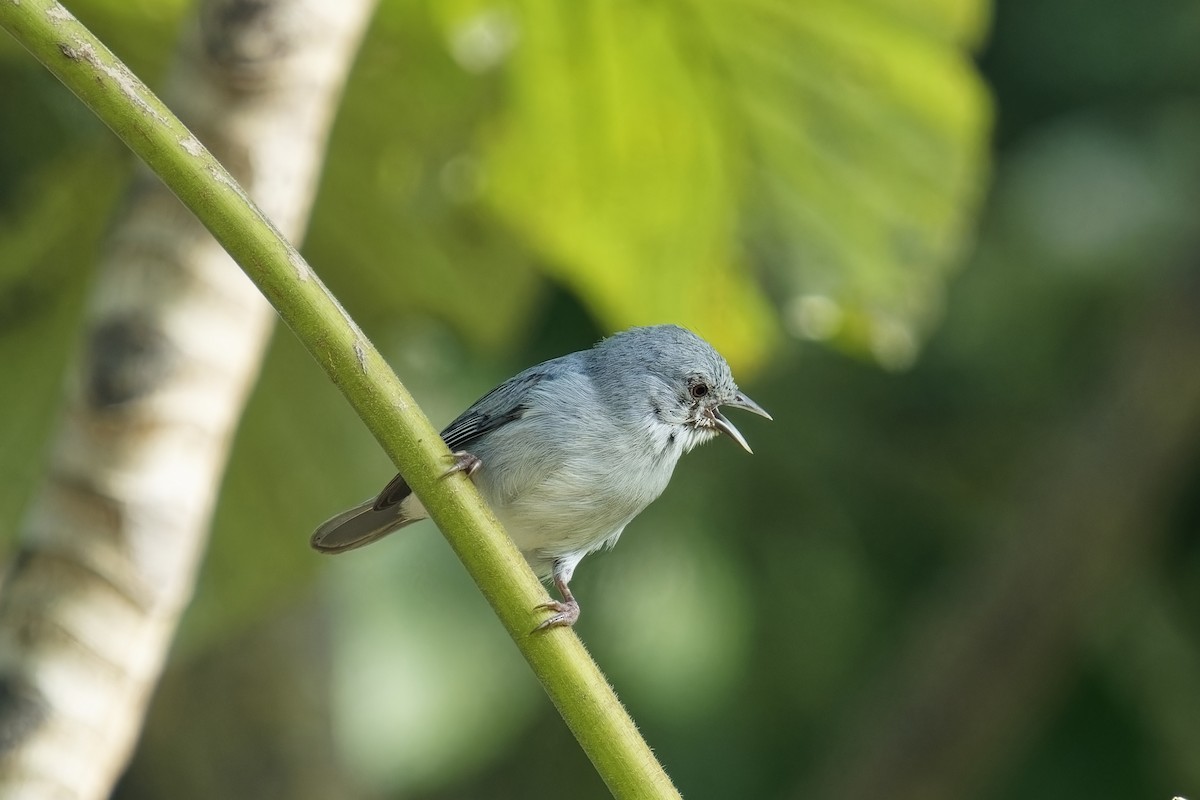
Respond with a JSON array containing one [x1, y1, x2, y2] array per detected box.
[[532, 598, 580, 631], [443, 450, 482, 478]]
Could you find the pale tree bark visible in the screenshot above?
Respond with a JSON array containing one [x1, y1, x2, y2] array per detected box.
[[0, 1, 376, 797]]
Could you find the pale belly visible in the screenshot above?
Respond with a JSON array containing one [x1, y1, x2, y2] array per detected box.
[[459, 396, 695, 578], [474, 449, 679, 577]]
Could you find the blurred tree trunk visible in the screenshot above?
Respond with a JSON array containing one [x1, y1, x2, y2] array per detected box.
[[116, 598, 348, 800], [804, 267, 1200, 800], [0, 1, 375, 797]]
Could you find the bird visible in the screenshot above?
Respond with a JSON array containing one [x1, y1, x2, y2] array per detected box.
[[310, 324, 771, 630]]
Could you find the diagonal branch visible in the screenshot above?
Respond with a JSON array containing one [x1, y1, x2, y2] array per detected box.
[[0, 2, 680, 799]]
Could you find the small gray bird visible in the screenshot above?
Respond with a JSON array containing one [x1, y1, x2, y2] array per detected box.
[[311, 324, 770, 629]]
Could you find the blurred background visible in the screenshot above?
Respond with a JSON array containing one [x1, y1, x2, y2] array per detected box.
[[3, 0, 1200, 798]]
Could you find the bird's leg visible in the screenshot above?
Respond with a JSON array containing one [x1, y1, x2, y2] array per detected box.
[[442, 450, 482, 478], [534, 567, 580, 631]]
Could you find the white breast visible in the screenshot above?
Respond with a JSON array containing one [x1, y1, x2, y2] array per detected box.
[[466, 381, 698, 578]]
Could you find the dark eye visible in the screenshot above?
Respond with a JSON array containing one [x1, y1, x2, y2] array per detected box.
[[690, 383, 709, 400]]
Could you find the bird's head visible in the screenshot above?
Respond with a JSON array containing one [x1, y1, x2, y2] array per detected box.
[[592, 325, 772, 453], [676, 366, 771, 454]]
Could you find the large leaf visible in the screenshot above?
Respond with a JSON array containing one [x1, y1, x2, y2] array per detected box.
[[446, 0, 990, 368], [711, 0, 991, 366], [470, 0, 776, 368]]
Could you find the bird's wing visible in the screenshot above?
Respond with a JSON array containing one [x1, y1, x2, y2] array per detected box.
[[372, 358, 571, 510], [440, 369, 548, 452]]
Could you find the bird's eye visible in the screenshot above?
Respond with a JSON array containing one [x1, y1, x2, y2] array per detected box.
[[690, 383, 709, 400]]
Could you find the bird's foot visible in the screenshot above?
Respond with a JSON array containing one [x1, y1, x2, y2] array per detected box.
[[442, 450, 482, 478], [533, 597, 580, 631]]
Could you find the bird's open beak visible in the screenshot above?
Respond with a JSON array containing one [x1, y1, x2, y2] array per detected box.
[[710, 392, 772, 454]]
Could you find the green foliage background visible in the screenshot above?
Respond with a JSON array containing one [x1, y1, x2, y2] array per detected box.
[[3, 0, 1200, 798]]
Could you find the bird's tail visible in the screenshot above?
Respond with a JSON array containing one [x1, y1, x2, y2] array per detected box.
[[309, 498, 419, 554]]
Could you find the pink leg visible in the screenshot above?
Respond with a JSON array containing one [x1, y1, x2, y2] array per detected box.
[[533, 573, 580, 631], [442, 450, 481, 478]]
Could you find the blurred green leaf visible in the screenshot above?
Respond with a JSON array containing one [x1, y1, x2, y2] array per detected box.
[[471, 0, 777, 368], [717, 0, 990, 365], [438, 0, 990, 368], [855, 0, 990, 46]]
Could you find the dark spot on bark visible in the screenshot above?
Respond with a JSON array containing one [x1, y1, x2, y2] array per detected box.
[[87, 314, 173, 408], [0, 674, 48, 756], [8, 546, 34, 579], [201, 0, 290, 75]]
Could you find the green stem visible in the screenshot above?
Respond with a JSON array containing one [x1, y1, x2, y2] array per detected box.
[[0, 2, 680, 798]]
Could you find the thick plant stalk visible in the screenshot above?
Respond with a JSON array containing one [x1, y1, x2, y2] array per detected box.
[[0, 2, 683, 799], [0, 0, 376, 797]]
